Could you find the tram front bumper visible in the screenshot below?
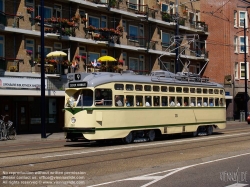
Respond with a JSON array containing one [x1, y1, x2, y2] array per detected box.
[[63, 127, 96, 134]]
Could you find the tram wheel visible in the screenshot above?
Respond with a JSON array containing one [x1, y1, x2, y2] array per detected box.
[[123, 132, 134, 144], [7, 129, 16, 140], [147, 130, 156, 141], [207, 126, 213, 135]]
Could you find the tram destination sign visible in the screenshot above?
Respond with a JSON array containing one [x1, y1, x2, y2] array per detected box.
[[69, 82, 87, 88]]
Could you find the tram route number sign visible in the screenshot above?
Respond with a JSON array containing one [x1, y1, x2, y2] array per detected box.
[[69, 82, 87, 88]]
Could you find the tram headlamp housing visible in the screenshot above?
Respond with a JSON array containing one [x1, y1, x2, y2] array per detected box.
[[71, 117, 76, 123]]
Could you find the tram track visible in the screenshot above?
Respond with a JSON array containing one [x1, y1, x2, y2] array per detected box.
[[0, 128, 249, 159], [1, 131, 250, 174]]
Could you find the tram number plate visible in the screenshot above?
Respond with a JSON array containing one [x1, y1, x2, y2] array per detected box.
[[69, 82, 87, 88]]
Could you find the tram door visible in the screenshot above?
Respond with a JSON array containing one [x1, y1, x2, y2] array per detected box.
[[17, 103, 29, 133]]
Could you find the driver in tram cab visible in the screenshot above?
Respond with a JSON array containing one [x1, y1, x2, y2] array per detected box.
[[95, 90, 104, 105]]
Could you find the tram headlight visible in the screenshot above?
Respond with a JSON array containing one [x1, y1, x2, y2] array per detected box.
[[71, 117, 76, 123]]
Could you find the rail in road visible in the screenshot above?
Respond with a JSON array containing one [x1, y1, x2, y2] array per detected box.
[[0, 123, 249, 187]]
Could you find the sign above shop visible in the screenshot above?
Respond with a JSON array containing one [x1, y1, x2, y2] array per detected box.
[[0, 77, 47, 89]]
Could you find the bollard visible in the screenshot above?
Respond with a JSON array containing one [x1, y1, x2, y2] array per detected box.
[[240, 111, 245, 122]]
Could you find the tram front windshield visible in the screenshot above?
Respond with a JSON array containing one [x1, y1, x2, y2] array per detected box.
[[66, 89, 93, 107]]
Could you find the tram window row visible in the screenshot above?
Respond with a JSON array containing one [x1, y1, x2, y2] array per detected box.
[[114, 84, 224, 95]]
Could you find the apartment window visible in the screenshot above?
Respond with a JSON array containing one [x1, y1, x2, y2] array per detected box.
[[235, 62, 238, 79], [54, 42, 62, 50], [38, 45, 52, 57], [122, 20, 127, 32], [162, 32, 170, 47], [26, 39, 34, 59], [101, 15, 107, 28], [25, 0, 34, 6], [234, 36, 238, 53], [161, 3, 169, 13], [100, 0, 107, 3], [239, 11, 247, 27], [0, 35, 4, 57], [101, 49, 107, 56], [234, 11, 237, 27], [129, 25, 138, 41], [53, 5, 62, 18], [38, 6, 52, 18], [0, 0, 3, 12], [240, 62, 249, 79], [89, 16, 100, 28], [128, 0, 138, 10], [239, 36, 248, 53], [88, 52, 99, 63], [129, 57, 139, 72], [162, 60, 175, 73]]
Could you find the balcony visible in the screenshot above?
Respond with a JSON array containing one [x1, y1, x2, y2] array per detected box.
[[0, 11, 24, 28], [0, 57, 24, 72], [30, 17, 79, 37]]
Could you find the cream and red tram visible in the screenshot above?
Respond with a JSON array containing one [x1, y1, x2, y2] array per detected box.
[[64, 70, 226, 143]]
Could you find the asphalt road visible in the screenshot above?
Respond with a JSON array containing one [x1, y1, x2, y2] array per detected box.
[[0, 122, 250, 187]]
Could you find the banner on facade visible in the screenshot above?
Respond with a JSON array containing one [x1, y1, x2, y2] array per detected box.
[[0, 77, 47, 89]]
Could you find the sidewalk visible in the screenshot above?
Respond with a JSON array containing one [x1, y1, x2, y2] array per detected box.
[[0, 132, 66, 144], [0, 121, 248, 144]]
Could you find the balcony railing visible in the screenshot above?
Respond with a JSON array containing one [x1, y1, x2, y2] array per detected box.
[[0, 11, 24, 28], [180, 46, 208, 58], [0, 57, 24, 72]]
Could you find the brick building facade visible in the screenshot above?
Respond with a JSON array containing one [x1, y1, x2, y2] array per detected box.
[[0, 0, 243, 132]]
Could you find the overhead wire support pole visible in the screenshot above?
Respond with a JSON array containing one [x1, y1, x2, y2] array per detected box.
[[175, 0, 180, 73], [40, 0, 46, 138], [244, 18, 248, 121]]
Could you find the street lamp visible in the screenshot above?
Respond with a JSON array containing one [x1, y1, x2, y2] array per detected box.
[[40, 0, 46, 138], [244, 18, 248, 121]]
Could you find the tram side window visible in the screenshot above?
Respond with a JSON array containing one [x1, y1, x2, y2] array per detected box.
[[215, 98, 219, 106], [220, 98, 224, 106], [214, 89, 219, 94], [136, 95, 143, 106], [135, 85, 143, 91], [184, 97, 189, 106], [209, 89, 213, 94], [161, 86, 168, 92], [162, 96, 168, 106], [144, 85, 151, 91], [197, 97, 202, 106], [145, 96, 152, 106], [197, 88, 202, 94], [115, 95, 124, 106], [153, 86, 159, 92], [190, 88, 195, 93], [220, 89, 224, 95], [169, 97, 175, 106], [81, 89, 94, 106], [114, 84, 124, 90], [183, 87, 189, 93], [209, 98, 214, 106], [169, 87, 175, 92], [203, 97, 208, 106], [190, 97, 196, 106], [95, 89, 112, 106], [153, 96, 160, 106], [125, 95, 134, 106], [203, 89, 208, 94], [176, 97, 182, 106], [126, 84, 134, 91], [176, 87, 182, 93]]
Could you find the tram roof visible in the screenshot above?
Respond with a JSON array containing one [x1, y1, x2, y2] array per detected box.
[[66, 70, 224, 89]]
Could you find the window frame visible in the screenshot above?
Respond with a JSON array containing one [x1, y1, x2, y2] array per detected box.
[[240, 62, 249, 80], [239, 36, 248, 53], [239, 11, 247, 28]]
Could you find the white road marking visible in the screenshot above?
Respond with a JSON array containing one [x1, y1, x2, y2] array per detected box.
[[87, 152, 250, 187], [42, 132, 250, 158], [225, 183, 248, 187]]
